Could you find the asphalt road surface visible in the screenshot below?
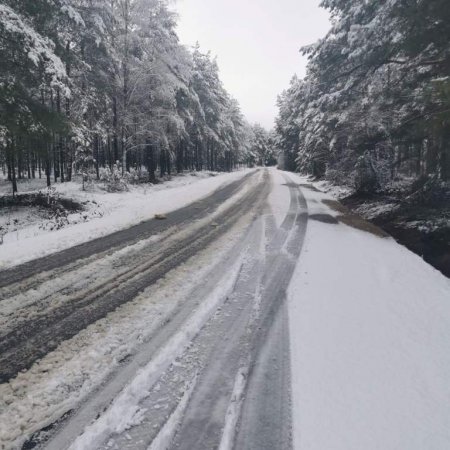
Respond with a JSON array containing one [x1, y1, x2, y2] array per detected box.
[[0, 169, 309, 449]]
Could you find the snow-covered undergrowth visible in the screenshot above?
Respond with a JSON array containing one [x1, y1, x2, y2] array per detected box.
[[310, 175, 450, 278], [351, 201, 399, 220], [0, 170, 253, 268], [312, 179, 353, 199], [286, 173, 450, 450], [312, 176, 450, 231]]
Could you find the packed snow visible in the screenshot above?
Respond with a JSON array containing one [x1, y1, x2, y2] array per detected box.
[[0, 203, 255, 449], [68, 250, 245, 450]]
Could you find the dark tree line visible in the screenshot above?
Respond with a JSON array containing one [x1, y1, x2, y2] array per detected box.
[[0, 0, 257, 194], [275, 0, 450, 193]]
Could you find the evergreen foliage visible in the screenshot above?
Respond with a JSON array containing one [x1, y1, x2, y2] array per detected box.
[[0, 0, 255, 193], [275, 0, 450, 192]]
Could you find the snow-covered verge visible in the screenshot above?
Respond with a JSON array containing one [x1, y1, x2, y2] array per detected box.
[[287, 173, 450, 450], [311, 177, 402, 222], [0, 170, 253, 269], [311, 176, 450, 226], [311, 177, 399, 218], [312, 179, 353, 200], [308, 176, 450, 278]]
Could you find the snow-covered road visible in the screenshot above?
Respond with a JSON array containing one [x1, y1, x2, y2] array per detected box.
[[1, 168, 450, 450]]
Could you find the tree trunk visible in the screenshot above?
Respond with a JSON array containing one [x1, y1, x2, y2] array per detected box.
[[439, 135, 450, 181], [167, 149, 171, 176], [46, 144, 51, 187], [146, 140, 156, 183], [94, 134, 100, 180], [10, 140, 18, 196], [160, 147, 166, 177]]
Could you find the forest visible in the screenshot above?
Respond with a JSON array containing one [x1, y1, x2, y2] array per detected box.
[[274, 0, 450, 276], [275, 0, 450, 195], [0, 3, 450, 448], [0, 0, 275, 194]]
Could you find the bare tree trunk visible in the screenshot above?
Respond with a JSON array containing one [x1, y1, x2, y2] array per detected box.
[[146, 140, 156, 182], [439, 135, 450, 181], [8, 139, 18, 196], [121, 0, 130, 175], [57, 87, 65, 182], [160, 146, 166, 177], [46, 144, 51, 187]]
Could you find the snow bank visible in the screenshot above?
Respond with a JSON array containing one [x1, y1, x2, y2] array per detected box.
[[287, 173, 450, 450], [0, 170, 253, 269]]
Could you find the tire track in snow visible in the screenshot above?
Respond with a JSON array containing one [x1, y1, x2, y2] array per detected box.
[[233, 174, 308, 450], [0, 172, 262, 382], [18, 174, 270, 450], [100, 172, 306, 450], [0, 171, 256, 290], [18, 171, 306, 450], [146, 173, 307, 450]]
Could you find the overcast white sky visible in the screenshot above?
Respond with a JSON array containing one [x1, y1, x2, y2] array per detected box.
[[174, 0, 331, 129]]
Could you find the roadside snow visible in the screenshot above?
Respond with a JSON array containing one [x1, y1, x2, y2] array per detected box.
[[354, 201, 399, 219], [0, 170, 253, 269], [286, 173, 450, 450], [313, 179, 352, 199]]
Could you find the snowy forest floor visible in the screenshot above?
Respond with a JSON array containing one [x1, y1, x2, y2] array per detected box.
[[313, 178, 450, 278], [0, 170, 253, 268]]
